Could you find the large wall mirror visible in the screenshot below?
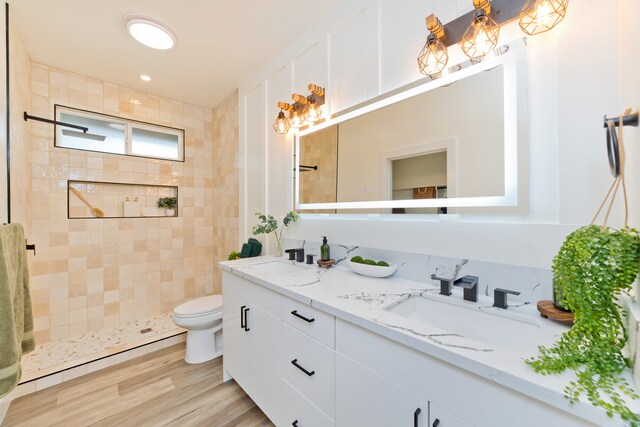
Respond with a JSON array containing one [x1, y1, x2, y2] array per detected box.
[[294, 40, 528, 215]]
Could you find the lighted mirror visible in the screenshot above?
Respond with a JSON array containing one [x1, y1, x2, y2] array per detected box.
[[295, 39, 527, 214]]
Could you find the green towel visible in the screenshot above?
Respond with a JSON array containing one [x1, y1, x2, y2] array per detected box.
[[0, 224, 34, 399], [248, 238, 262, 257], [239, 243, 252, 258]]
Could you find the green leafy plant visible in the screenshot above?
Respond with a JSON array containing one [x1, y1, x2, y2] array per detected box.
[[526, 225, 640, 425], [157, 197, 177, 209], [228, 251, 241, 261], [252, 211, 299, 256]]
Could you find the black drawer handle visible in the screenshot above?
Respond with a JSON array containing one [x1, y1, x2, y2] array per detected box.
[[414, 408, 422, 427], [432, 418, 440, 427], [243, 307, 250, 331], [291, 359, 315, 376], [291, 310, 315, 323], [240, 306, 246, 329], [292, 421, 299, 427]]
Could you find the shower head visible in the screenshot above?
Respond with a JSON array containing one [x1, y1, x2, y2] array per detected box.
[[61, 128, 107, 141]]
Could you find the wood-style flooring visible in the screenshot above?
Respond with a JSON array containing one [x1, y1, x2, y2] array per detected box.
[[4, 344, 274, 427]]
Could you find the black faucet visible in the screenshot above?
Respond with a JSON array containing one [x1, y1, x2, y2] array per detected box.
[[493, 288, 521, 309], [454, 276, 478, 302], [431, 274, 454, 296], [285, 248, 305, 262]]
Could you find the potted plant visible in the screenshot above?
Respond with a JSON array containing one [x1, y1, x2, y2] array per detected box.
[[157, 197, 177, 216], [527, 224, 640, 422], [252, 211, 299, 257]]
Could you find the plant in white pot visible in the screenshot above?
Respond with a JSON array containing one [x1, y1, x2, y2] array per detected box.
[[157, 197, 177, 216]]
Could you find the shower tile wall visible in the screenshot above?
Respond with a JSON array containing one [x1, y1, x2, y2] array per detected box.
[[9, 26, 32, 240], [211, 90, 239, 296], [27, 62, 217, 344]]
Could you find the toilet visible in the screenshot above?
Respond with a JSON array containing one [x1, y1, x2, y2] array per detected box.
[[172, 295, 223, 364]]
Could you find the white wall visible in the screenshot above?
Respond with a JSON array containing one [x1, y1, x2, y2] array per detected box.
[[239, 0, 637, 270]]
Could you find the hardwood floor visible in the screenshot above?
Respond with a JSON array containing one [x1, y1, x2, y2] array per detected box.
[[4, 344, 274, 427]]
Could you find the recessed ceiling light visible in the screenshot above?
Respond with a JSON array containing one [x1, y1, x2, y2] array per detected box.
[[140, 74, 151, 82], [124, 13, 176, 50]]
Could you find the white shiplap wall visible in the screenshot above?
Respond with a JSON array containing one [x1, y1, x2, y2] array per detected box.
[[238, 0, 638, 270]]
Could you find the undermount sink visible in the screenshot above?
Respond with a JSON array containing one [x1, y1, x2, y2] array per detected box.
[[249, 260, 309, 275], [384, 295, 549, 353]]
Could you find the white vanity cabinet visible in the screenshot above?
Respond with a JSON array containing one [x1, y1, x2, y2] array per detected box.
[[336, 352, 430, 427], [281, 297, 336, 425], [222, 272, 282, 424]]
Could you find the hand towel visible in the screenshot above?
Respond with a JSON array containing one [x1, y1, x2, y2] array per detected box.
[[0, 224, 34, 399]]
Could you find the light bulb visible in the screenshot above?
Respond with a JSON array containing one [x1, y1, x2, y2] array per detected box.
[[417, 33, 449, 79], [305, 98, 322, 123], [272, 110, 291, 134], [461, 8, 500, 62], [519, 0, 568, 36], [289, 109, 304, 129]]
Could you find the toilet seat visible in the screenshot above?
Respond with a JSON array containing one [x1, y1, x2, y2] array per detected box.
[[173, 295, 223, 318]]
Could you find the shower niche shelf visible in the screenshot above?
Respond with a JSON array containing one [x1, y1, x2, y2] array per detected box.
[[67, 180, 178, 219]]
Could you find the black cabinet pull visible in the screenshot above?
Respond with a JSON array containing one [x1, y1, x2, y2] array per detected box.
[[414, 408, 421, 427], [291, 359, 315, 376], [432, 418, 440, 427], [292, 421, 299, 427], [291, 310, 315, 323], [243, 307, 250, 331], [240, 306, 246, 329]]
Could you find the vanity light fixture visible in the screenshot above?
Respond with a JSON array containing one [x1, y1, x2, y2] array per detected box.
[[418, 0, 569, 78], [273, 109, 291, 134], [417, 14, 449, 79], [519, 0, 569, 35], [272, 84, 326, 134], [289, 105, 305, 130], [461, 5, 500, 63], [124, 13, 176, 50]]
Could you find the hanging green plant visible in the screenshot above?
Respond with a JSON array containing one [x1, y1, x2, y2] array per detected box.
[[526, 225, 640, 425]]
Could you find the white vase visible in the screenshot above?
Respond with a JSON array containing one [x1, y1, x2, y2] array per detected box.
[[165, 208, 175, 216]]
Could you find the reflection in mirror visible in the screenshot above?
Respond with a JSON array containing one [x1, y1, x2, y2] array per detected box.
[[297, 65, 505, 213]]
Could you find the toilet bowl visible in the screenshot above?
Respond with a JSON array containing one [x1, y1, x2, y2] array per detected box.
[[172, 295, 223, 364]]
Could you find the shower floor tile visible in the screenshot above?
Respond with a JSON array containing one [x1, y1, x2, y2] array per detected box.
[[20, 313, 184, 383]]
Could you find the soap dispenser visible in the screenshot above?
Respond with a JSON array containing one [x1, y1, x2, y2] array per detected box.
[[320, 236, 330, 261]]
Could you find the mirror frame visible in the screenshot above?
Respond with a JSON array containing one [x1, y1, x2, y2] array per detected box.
[[294, 38, 528, 211]]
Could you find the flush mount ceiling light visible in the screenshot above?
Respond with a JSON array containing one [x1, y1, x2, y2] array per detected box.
[[140, 74, 151, 81], [124, 13, 176, 50], [519, 0, 569, 35]]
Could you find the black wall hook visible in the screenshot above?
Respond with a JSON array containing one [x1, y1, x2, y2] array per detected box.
[[603, 111, 638, 178]]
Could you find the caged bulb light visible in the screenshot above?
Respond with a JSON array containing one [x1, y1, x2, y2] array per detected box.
[[461, 8, 500, 63], [289, 107, 305, 129], [272, 110, 290, 134], [305, 97, 322, 123], [417, 33, 449, 79], [519, 0, 569, 36]]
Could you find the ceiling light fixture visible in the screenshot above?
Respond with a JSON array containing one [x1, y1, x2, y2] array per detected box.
[[124, 13, 176, 50], [140, 74, 152, 81], [519, 0, 569, 35]]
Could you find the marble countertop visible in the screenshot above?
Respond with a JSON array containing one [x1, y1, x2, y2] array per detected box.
[[220, 256, 639, 426]]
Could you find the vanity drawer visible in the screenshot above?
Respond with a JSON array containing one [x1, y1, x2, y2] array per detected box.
[[430, 402, 472, 427], [283, 323, 335, 419], [282, 297, 335, 348], [283, 380, 335, 427]]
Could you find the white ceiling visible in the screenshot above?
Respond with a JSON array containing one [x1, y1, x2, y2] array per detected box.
[[10, 0, 347, 108]]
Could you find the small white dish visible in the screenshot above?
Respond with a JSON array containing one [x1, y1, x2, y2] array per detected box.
[[347, 260, 397, 278]]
